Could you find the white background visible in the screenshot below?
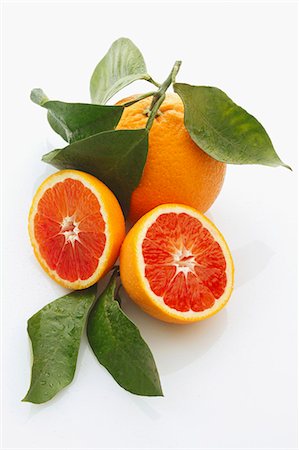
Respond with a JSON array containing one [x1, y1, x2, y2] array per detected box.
[[2, 2, 298, 449]]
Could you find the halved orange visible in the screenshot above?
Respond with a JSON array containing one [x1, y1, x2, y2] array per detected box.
[[120, 204, 234, 323], [28, 170, 125, 290]]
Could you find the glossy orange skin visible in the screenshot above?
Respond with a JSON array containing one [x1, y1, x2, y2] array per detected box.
[[116, 93, 226, 223]]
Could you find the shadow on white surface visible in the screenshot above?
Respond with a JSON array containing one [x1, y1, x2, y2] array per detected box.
[[129, 395, 162, 420], [121, 292, 228, 376], [232, 240, 275, 289], [31, 165, 56, 194], [31, 136, 65, 193]]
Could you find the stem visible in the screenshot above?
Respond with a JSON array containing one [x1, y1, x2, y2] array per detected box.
[[115, 283, 122, 305], [146, 76, 161, 88], [146, 61, 182, 131], [145, 94, 165, 130], [122, 91, 156, 107], [111, 265, 120, 277]]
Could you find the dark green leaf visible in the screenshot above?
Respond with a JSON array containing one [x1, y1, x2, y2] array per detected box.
[[23, 286, 96, 404], [42, 128, 148, 215], [87, 274, 163, 397], [31, 88, 124, 143], [90, 37, 151, 105], [174, 83, 290, 169]]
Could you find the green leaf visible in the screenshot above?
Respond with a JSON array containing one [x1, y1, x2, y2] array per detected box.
[[174, 83, 291, 169], [87, 274, 163, 396], [90, 37, 151, 105], [42, 128, 149, 215], [31, 88, 124, 143], [23, 286, 96, 404], [31, 88, 49, 105]]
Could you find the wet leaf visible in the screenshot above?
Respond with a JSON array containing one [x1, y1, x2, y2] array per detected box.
[[87, 274, 163, 396], [23, 286, 96, 404]]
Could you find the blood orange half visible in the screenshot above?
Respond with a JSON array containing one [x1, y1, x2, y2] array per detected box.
[[120, 204, 234, 323], [29, 170, 125, 289]]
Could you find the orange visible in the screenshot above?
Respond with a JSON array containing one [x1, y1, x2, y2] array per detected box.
[[120, 204, 234, 324], [28, 170, 125, 290], [116, 93, 226, 223]]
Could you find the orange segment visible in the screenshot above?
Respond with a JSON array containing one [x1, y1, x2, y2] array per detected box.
[[39, 234, 65, 270], [56, 242, 78, 282], [29, 170, 126, 290], [120, 204, 234, 324], [73, 241, 98, 281]]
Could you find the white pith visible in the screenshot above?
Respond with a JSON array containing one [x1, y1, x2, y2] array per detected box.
[[29, 171, 110, 287], [60, 216, 80, 244], [172, 246, 197, 276], [137, 205, 234, 319]]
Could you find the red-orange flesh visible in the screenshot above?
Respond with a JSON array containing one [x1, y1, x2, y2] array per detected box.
[[142, 213, 227, 312], [34, 178, 106, 282]]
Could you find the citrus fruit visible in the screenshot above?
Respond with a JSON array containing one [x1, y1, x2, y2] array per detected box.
[[116, 93, 226, 223], [120, 204, 234, 324], [28, 170, 125, 290]]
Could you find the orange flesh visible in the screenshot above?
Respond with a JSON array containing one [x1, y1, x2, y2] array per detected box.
[[34, 178, 106, 282], [142, 213, 227, 312]]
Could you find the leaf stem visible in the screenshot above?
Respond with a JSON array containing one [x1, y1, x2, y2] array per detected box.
[[145, 94, 165, 131], [146, 61, 182, 131], [146, 76, 161, 88], [111, 265, 120, 278], [123, 91, 156, 107], [115, 283, 123, 305]]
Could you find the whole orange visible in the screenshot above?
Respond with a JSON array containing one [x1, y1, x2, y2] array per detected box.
[[116, 93, 226, 223]]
